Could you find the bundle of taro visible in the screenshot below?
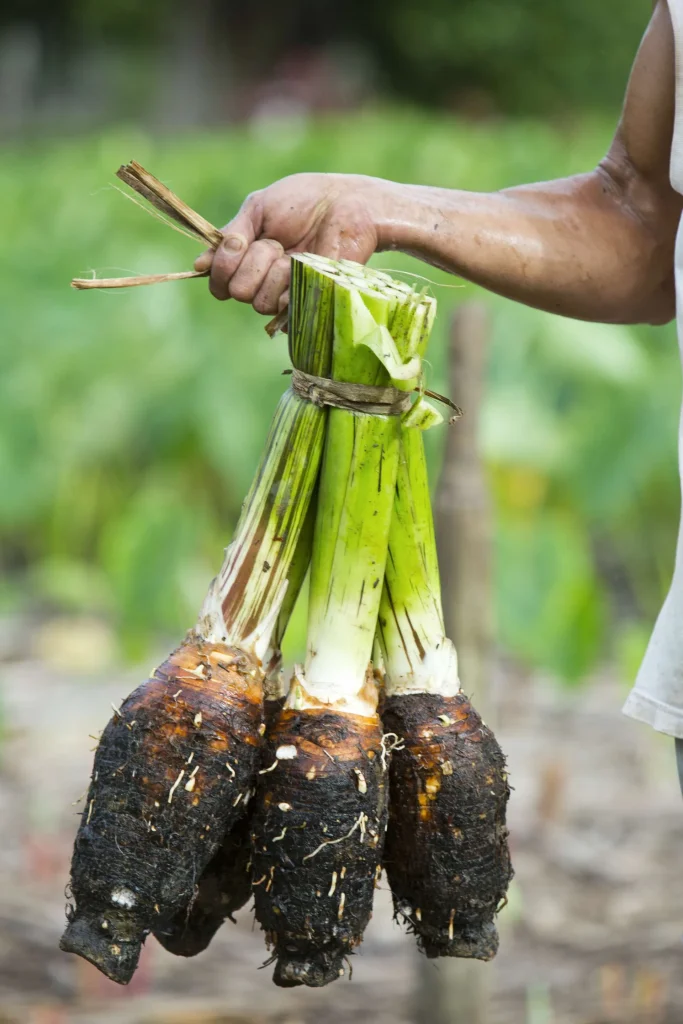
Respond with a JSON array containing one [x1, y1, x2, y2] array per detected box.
[[62, 166, 512, 988]]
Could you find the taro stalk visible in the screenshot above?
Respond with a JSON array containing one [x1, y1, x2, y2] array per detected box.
[[61, 255, 335, 984], [250, 255, 435, 988], [378, 421, 513, 962]]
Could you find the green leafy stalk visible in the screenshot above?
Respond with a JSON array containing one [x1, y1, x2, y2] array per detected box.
[[263, 496, 316, 700], [302, 409, 400, 712], [374, 278, 461, 695], [377, 425, 460, 695], [287, 257, 433, 713], [251, 259, 437, 990], [197, 257, 334, 662]]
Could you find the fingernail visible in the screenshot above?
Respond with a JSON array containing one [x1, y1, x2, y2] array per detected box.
[[223, 234, 246, 253]]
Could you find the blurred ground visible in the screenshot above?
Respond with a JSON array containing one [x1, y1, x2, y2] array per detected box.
[[0, 618, 681, 1024]]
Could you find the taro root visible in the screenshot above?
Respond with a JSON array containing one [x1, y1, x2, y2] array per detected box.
[[151, 693, 293, 959], [382, 691, 511, 959], [152, 689, 294, 959], [250, 258, 433, 987], [250, 693, 388, 987], [62, 252, 338, 983], [152, 507, 315, 958], [153, 805, 253, 957], [376, 425, 512, 960], [65, 173, 512, 985], [61, 637, 261, 981]]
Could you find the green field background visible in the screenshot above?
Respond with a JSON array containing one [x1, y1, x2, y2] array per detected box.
[[2, 109, 679, 684]]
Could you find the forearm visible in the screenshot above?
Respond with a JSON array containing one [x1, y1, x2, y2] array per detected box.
[[200, 3, 679, 322], [373, 171, 676, 325]]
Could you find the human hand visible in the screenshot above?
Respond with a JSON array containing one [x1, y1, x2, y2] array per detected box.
[[194, 173, 390, 315]]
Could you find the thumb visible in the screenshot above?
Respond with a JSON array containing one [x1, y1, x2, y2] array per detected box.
[[194, 197, 262, 296], [194, 230, 250, 273], [208, 206, 261, 300]]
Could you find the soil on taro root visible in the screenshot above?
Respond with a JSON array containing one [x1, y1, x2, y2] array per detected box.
[[0, 617, 681, 1024]]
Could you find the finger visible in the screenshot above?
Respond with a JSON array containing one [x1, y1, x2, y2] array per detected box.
[[252, 256, 291, 316], [278, 288, 289, 312], [209, 201, 262, 301], [229, 239, 284, 304], [194, 248, 213, 273]]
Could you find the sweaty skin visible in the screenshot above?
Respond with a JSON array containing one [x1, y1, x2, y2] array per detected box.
[[196, 1, 680, 328]]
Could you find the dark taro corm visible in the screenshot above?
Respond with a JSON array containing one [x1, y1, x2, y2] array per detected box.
[[153, 809, 252, 956], [251, 705, 389, 988], [382, 691, 512, 961], [61, 634, 263, 983], [150, 661, 291, 958]]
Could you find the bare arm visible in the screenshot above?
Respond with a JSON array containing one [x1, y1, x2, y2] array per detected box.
[[197, 0, 681, 326]]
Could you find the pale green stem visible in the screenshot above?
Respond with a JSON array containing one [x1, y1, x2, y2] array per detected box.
[[196, 257, 334, 663], [375, 279, 459, 696], [377, 427, 459, 696], [303, 407, 401, 711], [297, 263, 430, 713], [263, 496, 316, 700]]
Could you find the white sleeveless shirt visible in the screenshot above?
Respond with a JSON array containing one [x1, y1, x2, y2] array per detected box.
[[622, 0, 683, 737]]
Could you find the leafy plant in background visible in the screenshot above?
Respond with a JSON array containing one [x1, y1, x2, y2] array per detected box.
[[1, 0, 645, 117], [1, 110, 679, 678], [483, 303, 679, 683], [362, 0, 646, 113]]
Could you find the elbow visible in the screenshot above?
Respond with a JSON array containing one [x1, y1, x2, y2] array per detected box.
[[628, 273, 676, 326], [596, 158, 679, 326], [646, 302, 676, 327], [602, 267, 676, 325], [610, 245, 677, 326], [612, 294, 676, 327]]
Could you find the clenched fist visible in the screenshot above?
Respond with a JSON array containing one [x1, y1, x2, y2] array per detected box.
[[194, 173, 396, 315]]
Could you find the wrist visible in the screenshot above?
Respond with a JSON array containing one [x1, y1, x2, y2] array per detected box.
[[331, 175, 424, 254], [363, 179, 424, 253]]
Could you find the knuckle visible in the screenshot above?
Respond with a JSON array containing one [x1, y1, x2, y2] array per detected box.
[[242, 190, 262, 215], [273, 255, 291, 274], [263, 238, 284, 255], [208, 278, 229, 301], [253, 292, 276, 316], [229, 276, 257, 302]]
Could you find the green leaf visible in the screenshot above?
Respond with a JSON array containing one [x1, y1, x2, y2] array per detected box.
[[496, 513, 605, 683]]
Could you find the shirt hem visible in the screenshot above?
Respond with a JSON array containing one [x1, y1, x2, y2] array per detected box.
[[622, 690, 683, 739]]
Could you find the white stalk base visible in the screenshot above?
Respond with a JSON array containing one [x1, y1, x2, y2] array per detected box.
[[383, 636, 461, 698], [285, 665, 380, 719], [196, 573, 289, 665]]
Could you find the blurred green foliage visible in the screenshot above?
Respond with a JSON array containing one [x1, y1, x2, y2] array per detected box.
[[361, 0, 646, 113], [3, 0, 647, 116], [1, 109, 679, 680]]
